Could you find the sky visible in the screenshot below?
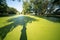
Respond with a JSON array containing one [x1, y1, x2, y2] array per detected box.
[[6, 0, 23, 12]]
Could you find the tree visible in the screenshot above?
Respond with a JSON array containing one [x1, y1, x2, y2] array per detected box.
[[22, 0, 32, 14], [7, 7, 18, 14], [0, 0, 7, 15], [0, 0, 19, 16], [29, 0, 49, 15]]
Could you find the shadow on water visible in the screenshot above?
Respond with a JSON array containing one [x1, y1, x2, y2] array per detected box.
[[35, 16, 60, 23], [0, 15, 37, 40]]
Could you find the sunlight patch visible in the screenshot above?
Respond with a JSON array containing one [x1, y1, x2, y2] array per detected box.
[[20, 14, 24, 16]]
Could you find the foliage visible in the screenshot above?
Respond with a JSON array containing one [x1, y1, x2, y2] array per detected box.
[[0, 0, 18, 16], [0, 0, 7, 14], [7, 7, 18, 14], [0, 0, 60, 16], [22, 0, 49, 15]]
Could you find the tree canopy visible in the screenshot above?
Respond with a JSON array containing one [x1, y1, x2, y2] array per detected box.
[[0, 0, 60, 16], [0, 0, 19, 16]]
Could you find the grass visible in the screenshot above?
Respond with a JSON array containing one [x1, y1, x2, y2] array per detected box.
[[0, 15, 60, 40]]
